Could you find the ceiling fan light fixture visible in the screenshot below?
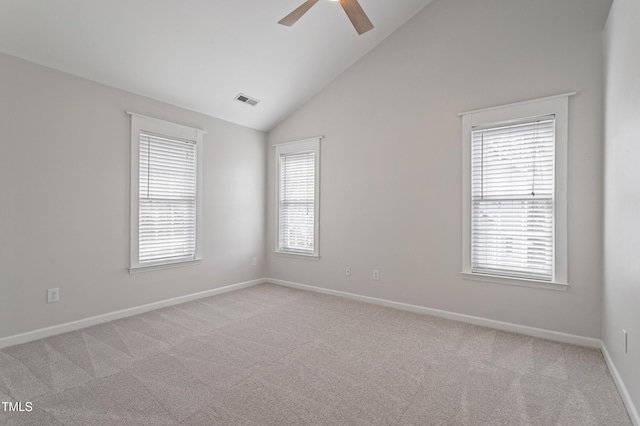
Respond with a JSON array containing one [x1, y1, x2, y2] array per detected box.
[[278, 0, 373, 35]]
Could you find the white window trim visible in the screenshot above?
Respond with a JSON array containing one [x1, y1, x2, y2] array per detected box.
[[459, 93, 574, 290], [128, 112, 205, 273], [274, 136, 322, 259]]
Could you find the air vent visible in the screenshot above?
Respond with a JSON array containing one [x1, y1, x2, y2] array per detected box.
[[234, 93, 260, 106]]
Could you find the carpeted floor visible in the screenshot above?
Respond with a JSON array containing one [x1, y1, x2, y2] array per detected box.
[[0, 283, 632, 425]]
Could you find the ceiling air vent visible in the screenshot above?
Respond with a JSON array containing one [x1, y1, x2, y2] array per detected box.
[[234, 93, 260, 106]]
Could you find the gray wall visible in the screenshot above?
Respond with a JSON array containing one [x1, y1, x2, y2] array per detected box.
[[603, 0, 640, 414], [0, 53, 266, 339], [267, 0, 611, 338]]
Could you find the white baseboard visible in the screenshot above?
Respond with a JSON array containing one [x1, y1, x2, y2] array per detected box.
[[0, 278, 265, 349], [601, 342, 640, 426], [268, 278, 602, 348]]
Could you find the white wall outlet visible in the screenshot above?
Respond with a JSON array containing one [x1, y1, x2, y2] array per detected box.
[[252, 257, 257, 267], [47, 288, 59, 303], [373, 269, 380, 281], [623, 329, 628, 353], [345, 266, 351, 277]]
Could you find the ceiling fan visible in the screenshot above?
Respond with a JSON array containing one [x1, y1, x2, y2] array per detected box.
[[278, 0, 374, 35]]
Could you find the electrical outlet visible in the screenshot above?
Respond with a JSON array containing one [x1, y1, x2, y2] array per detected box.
[[252, 257, 257, 267], [373, 269, 380, 281], [623, 329, 628, 354], [47, 288, 59, 303], [345, 266, 351, 277]]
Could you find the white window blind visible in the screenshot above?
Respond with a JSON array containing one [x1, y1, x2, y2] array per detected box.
[[139, 132, 197, 265], [279, 151, 316, 254], [471, 117, 555, 281]]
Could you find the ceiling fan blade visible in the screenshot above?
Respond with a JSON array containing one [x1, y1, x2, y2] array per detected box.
[[278, 0, 320, 27], [339, 0, 374, 35]]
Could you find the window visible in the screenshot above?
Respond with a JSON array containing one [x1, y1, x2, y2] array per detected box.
[[460, 94, 571, 289], [129, 113, 205, 272], [275, 137, 321, 258]]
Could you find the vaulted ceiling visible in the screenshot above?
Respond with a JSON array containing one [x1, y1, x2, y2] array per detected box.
[[0, 0, 433, 131]]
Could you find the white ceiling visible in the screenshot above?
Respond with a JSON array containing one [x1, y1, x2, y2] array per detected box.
[[0, 0, 432, 131]]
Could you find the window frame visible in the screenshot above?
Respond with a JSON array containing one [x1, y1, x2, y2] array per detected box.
[[274, 137, 321, 259], [460, 94, 572, 290], [129, 112, 205, 273]]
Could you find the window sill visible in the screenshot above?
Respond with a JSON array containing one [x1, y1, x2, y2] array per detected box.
[[129, 258, 202, 274], [460, 272, 568, 291], [274, 250, 320, 261]]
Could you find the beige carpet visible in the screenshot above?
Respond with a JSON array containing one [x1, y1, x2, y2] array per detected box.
[[0, 283, 632, 425]]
